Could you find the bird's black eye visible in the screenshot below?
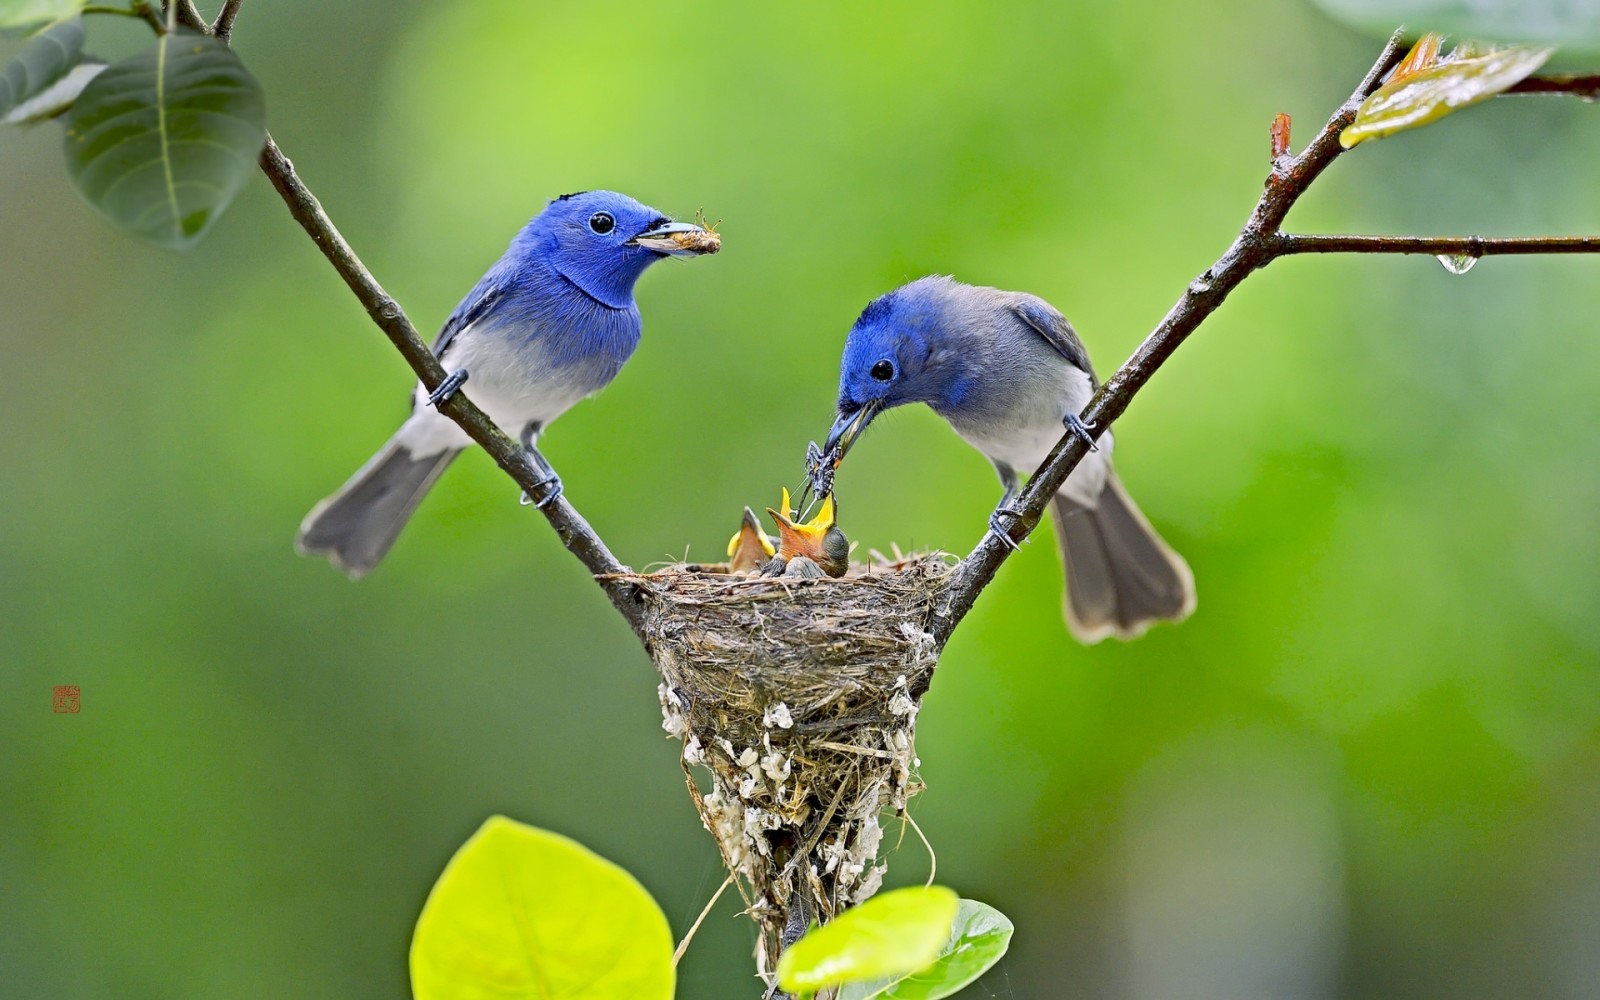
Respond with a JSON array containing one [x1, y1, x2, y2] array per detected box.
[[588, 212, 615, 234], [870, 359, 895, 381]]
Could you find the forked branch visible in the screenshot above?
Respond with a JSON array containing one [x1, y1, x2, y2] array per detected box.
[[173, 11, 1600, 652], [930, 33, 1600, 644]]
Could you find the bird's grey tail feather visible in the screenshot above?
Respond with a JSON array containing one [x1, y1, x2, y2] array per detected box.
[[1051, 472, 1195, 643], [296, 438, 460, 578]]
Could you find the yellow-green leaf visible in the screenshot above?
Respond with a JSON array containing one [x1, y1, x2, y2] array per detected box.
[[1389, 32, 1442, 84], [777, 886, 960, 994], [1341, 42, 1555, 148], [410, 816, 674, 1000], [839, 899, 1015, 1000]]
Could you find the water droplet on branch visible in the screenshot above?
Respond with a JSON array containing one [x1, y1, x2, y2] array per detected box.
[[1437, 253, 1480, 275]]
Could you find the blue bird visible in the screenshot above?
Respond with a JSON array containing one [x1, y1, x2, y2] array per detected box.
[[297, 190, 715, 577], [822, 276, 1195, 642]]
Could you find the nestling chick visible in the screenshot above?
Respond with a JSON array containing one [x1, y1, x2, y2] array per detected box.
[[726, 506, 776, 574], [762, 488, 850, 579]]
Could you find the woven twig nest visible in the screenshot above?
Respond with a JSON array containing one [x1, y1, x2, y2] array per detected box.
[[607, 554, 953, 975]]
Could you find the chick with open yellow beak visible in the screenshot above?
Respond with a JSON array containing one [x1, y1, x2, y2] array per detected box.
[[762, 488, 850, 579], [726, 506, 777, 574]]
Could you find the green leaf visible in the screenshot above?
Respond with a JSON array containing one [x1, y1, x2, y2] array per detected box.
[[0, 0, 84, 29], [1340, 43, 1554, 148], [777, 886, 960, 994], [62, 31, 266, 249], [1310, 0, 1600, 48], [0, 17, 82, 118], [839, 899, 1014, 1000], [410, 816, 674, 1000], [3, 58, 102, 124]]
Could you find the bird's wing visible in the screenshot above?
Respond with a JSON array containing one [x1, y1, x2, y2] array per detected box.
[[1008, 296, 1098, 385], [430, 278, 506, 359]]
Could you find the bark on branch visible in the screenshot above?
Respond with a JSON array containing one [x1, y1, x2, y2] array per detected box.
[[1272, 233, 1600, 256]]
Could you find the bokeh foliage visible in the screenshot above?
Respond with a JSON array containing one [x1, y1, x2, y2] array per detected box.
[[3, 1, 1599, 997]]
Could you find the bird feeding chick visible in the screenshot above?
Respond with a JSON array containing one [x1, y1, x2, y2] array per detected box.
[[800, 440, 836, 512], [760, 488, 850, 578], [717, 490, 850, 577]]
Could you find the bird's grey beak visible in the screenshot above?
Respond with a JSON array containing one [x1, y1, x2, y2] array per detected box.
[[824, 401, 880, 466], [626, 221, 719, 257]]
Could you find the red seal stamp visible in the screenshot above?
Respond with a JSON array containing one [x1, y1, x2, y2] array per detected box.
[[53, 685, 80, 714]]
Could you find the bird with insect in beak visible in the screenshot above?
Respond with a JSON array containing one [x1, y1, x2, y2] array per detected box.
[[761, 489, 850, 579], [297, 190, 718, 577], [815, 275, 1194, 642], [726, 506, 776, 574]]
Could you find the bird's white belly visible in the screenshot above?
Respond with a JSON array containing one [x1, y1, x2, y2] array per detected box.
[[958, 418, 1113, 506], [394, 329, 605, 457], [949, 370, 1112, 506]]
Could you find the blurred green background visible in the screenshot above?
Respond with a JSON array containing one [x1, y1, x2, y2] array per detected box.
[[4, 2, 1599, 997]]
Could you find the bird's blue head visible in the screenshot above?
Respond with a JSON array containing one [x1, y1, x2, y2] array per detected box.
[[824, 277, 969, 464], [518, 190, 715, 309]]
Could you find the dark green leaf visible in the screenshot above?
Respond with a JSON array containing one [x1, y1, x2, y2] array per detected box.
[[1310, 0, 1600, 48], [1340, 42, 1554, 148], [0, 0, 84, 29], [839, 899, 1015, 1000], [62, 32, 266, 249], [778, 886, 960, 994], [0, 17, 82, 119]]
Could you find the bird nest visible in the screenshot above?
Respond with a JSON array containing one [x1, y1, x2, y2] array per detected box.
[[605, 553, 954, 973]]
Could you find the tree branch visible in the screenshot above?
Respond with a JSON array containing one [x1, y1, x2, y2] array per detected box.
[[1509, 74, 1600, 99], [214, 0, 244, 42], [931, 38, 1600, 645], [130, 0, 650, 633], [928, 30, 1600, 644], [166, 7, 1600, 655], [256, 137, 649, 634], [1273, 233, 1600, 256], [169, 0, 205, 31]]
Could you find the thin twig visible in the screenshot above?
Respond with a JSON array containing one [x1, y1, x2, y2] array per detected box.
[[1274, 233, 1600, 256], [902, 809, 936, 887], [213, 0, 244, 41], [170, 0, 205, 31], [255, 137, 648, 634], [673, 874, 735, 967], [81, 4, 149, 19], [1509, 74, 1600, 99]]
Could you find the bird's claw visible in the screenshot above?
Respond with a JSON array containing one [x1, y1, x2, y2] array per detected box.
[[1063, 412, 1098, 451], [519, 474, 564, 509], [428, 369, 469, 407], [988, 506, 1023, 551]]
